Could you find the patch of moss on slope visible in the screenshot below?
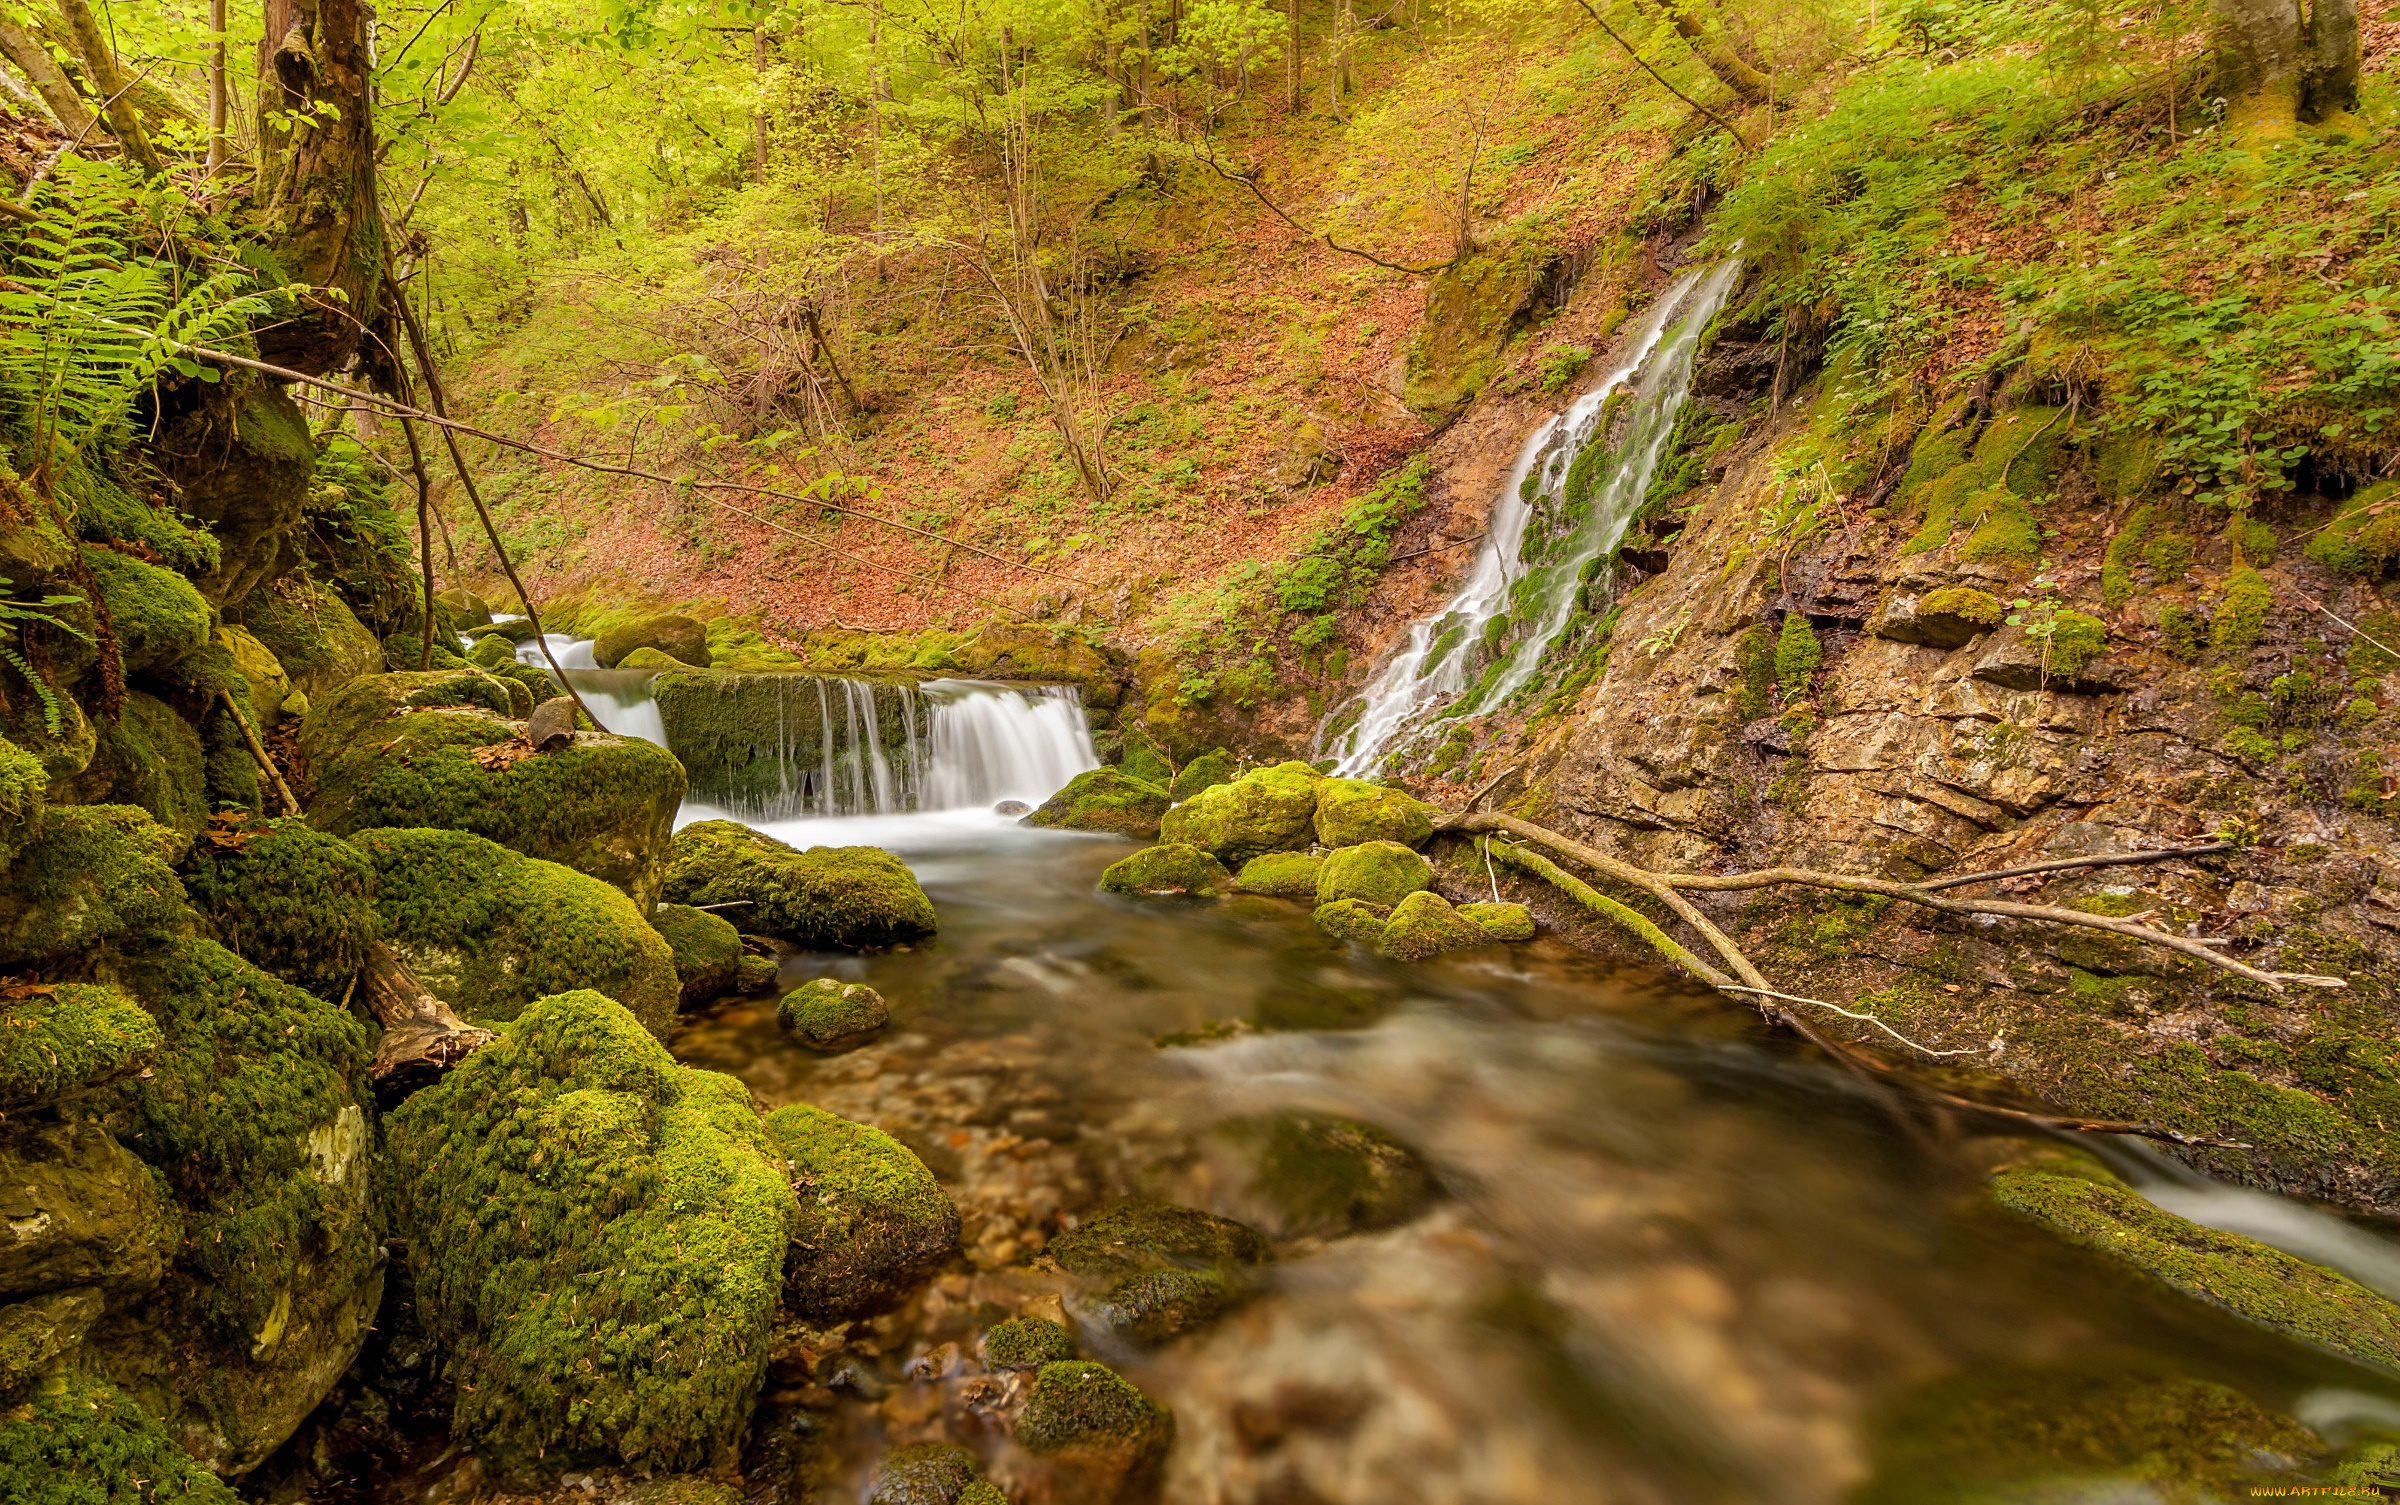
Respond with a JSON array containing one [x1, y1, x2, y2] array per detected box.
[[0, 734, 43, 868], [181, 816, 382, 996], [389, 991, 798, 1477]]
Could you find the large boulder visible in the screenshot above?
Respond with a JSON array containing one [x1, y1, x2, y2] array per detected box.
[[662, 822, 936, 951], [1312, 777, 1436, 848], [0, 983, 159, 1112], [1159, 761, 1323, 864], [0, 1373, 237, 1502], [651, 902, 742, 1008], [1022, 768, 1170, 839], [594, 614, 712, 669], [0, 1119, 174, 1300], [1233, 851, 1322, 897], [352, 827, 680, 1041], [388, 992, 797, 1478], [305, 677, 686, 909], [1041, 1199, 1270, 1347], [764, 1102, 960, 1319], [84, 547, 210, 675], [1314, 841, 1432, 909], [1167, 748, 1237, 803], [228, 575, 385, 705], [180, 816, 382, 997], [0, 805, 193, 969]]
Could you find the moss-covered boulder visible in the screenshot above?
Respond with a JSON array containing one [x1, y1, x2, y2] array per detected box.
[[1312, 898, 1390, 945], [1216, 1112, 1438, 1239], [1378, 890, 1490, 961], [663, 822, 936, 951], [1159, 760, 1322, 863], [1023, 767, 1170, 838], [0, 805, 192, 968], [181, 816, 381, 997], [0, 1373, 237, 1503], [764, 1101, 959, 1319], [433, 587, 493, 628], [1313, 777, 1436, 848], [1098, 843, 1231, 898], [217, 623, 301, 726], [229, 575, 384, 704], [982, 1315, 1077, 1370], [85, 547, 210, 675], [296, 671, 515, 762], [869, 1443, 987, 1505], [1234, 851, 1322, 897], [1016, 1361, 1174, 1503], [1315, 841, 1432, 908], [0, 983, 159, 1112], [55, 691, 208, 841], [1457, 901, 1536, 941], [306, 689, 686, 909], [388, 991, 798, 1477], [735, 951, 781, 994], [90, 936, 381, 1475], [652, 902, 742, 1008], [1871, 585, 2007, 650], [1043, 1199, 1270, 1346], [354, 827, 680, 1040], [778, 978, 890, 1050], [1167, 748, 1236, 803], [595, 614, 712, 669], [0, 736, 42, 869], [616, 645, 702, 671], [0, 1286, 103, 1394]]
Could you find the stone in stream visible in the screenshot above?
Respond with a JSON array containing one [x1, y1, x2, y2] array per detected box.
[[526, 694, 578, 750], [1014, 1360, 1174, 1504], [733, 949, 782, 993], [991, 798, 1033, 817], [179, 815, 382, 998], [663, 821, 937, 951], [593, 613, 713, 668], [1457, 900, 1537, 941], [981, 1315, 1078, 1370], [1020, 767, 1169, 838], [1041, 1198, 1272, 1347], [1377, 890, 1492, 962], [1097, 843, 1231, 898], [1315, 840, 1433, 909], [386, 991, 796, 1480], [1312, 776, 1438, 849], [868, 1442, 990, 1505], [1312, 898, 1391, 945], [1166, 747, 1237, 803], [778, 977, 890, 1050], [1158, 760, 1322, 864], [764, 1102, 960, 1320], [1234, 850, 1322, 897], [1214, 1112, 1439, 1239], [651, 902, 743, 1008]]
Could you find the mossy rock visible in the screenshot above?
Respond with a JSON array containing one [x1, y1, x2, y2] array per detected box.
[[1233, 851, 1322, 897], [1167, 748, 1236, 803], [870, 1443, 986, 1505], [763, 1101, 961, 1320], [1872, 586, 2006, 650], [662, 822, 936, 951], [0, 736, 44, 869], [230, 575, 384, 704], [0, 1372, 237, 1503], [1099, 842, 1232, 898], [55, 690, 208, 841], [91, 936, 381, 1474], [1313, 777, 1436, 848], [1023, 767, 1170, 839], [1217, 1111, 1438, 1239], [0, 1118, 174, 1299], [1312, 898, 1390, 945], [1991, 1166, 2400, 1372], [649, 672, 916, 815], [1457, 900, 1536, 941], [652, 902, 742, 1008], [0, 1286, 102, 1394], [1315, 841, 1433, 908], [84, 546, 210, 674], [2211, 565, 2274, 652], [295, 671, 515, 765], [1378, 890, 1490, 961], [307, 695, 686, 910], [778, 977, 890, 1050], [181, 816, 382, 997], [735, 951, 780, 993], [616, 645, 702, 671], [595, 614, 712, 669], [958, 1485, 1006, 1505], [1015, 1361, 1173, 1501], [0, 686, 95, 785], [216, 623, 298, 726], [1044, 1198, 1270, 1346], [388, 991, 798, 1477], [433, 587, 493, 628], [1159, 760, 1322, 864], [467, 632, 519, 668], [982, 1315, 1077, 1370], [354, 827, 681, 1040], [0, 804, 193, 968], [0, 983, 159, 1111]]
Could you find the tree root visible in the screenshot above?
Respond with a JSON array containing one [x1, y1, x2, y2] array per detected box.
[[358, 941, 494, 1104]]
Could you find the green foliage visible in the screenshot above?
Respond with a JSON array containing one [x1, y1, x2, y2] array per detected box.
[[1773, 613, 1822, 691]]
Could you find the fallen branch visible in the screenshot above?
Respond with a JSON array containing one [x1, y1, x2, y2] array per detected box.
[[1719, 984, 1988, 1058], [216, 690, 301, 816], [357, 940, 494, 1102], [1188, 147, 1459, 277], [1564, 0, 1753, 151], [1917, 842, 2234, 892]]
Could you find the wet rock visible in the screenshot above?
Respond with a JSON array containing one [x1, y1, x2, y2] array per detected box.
[[1167, 748, 1237, 803], [663, 821, 937, 950], [734, 950, 782, 993], [1869, 585, 2004, 650], [181, 816, 382, 997], [1377, 891, 1491, 962], [526, 694, 578, 750], [1015, 1360, 1174, 1503], [0, 805, 193, 969], [0, 1120, 174, 1299], [1315, 841, 1432, 909], [652, 902, 742, 1008], [1313, 777, 1437, 848], [982, 1315, 1078, 1370], [1234, 851, 1323, 897], [992, 799, 1033, 817], [779, 977, 890, 1050], [594, 613, 712, 669], [1044, 1199, 1271, 1346], [0, 1373, 237, 1502], [1098, 844, 1231, 898], [1456, 900, 1536, 941], [387, 991, 797, 1478], [1312, 899, 1391, 945], [1217, 1112, 1439, 1238], [354, 827, 681, 1041], [0, 983, 159, 1112], [1022, 767, 1171, 839], [1159, 761, 1323, 864], [869, 1442, 985, 1505], [765, 1101, 961, 1320], [0, 1285, 103, 1391]]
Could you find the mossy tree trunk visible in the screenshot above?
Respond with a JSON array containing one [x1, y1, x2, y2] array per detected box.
[[2210, 0, 2356, 134], [256, 0, 382, 376], [0, 20, 95, 139], [1659, 0, 1770, 106], [2303, 0, 2361, 121]]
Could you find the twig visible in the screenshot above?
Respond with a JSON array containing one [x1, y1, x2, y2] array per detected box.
[[1187, 148, 1458, 277], [1719, 984, 1988, 1058], [1386, 531, 1485, 564], [1564, 0, 1753, 151], [217, 690, 301, 816], [1917, 842, 2233, 891], [2292, 589, 2400, 664]]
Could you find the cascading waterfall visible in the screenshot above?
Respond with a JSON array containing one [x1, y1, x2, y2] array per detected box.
[[1323, 258, 1743, 776], [516, 634, 671, 746]]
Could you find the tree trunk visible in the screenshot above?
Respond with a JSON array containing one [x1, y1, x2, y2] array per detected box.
[[0, 21, 95, 139], [208, 0, 228, 175], [2302, 0, 2360, 121], [1286, 0, 1300, 112], [2212, 0, 2303, 136], [1663, 0, 1770, 105], [258, 0, 383, 376], [753, 26, 768, 185], [357, 940, 495, 1102], [58, 0, 161, 171]]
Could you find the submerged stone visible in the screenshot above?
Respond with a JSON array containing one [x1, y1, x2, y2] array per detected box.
[[595, 613, 712, 668], [354, 827, 681, 1041], [1312, 898, 1391, 945], [1378, 890, 1490, 961], [652, 902, 742, 1008], [869, 1443, 985, 1505], [1313, 777, 1437, 848], [0, 983, 159, 1112], [1159, 761, 1322, 864], [1015, 1361, 1174, 1501], [0, 805, 193, 968], [664, 821, 937, 951], [735, 951, 781, 993], [779, 978, 890, 1049], [1098, 843, 1231, 898], [1234, 850, 1323, 897], [765, 1101, 960, 1320], [1044, 1198, 1271, 1346], [1022, 767, 1171, 838], [1217, 1112, 1439, 1239], [1457, 900, 1536, 941], [388, 991, 798, 1478], [982, 1315, 1077, 1370], [1315, 840, 1432, 908], [0, 1373, 237, 1502], [181, 816, 382, 997]]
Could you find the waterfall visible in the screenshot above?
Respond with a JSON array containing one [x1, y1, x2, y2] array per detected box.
[[515, 634, 670, 747], [1324, 259, 1743, 776]]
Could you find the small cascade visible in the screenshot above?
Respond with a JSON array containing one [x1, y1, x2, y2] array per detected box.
[[1324, 258, 1743, 776], [516, 634, 670, 747]]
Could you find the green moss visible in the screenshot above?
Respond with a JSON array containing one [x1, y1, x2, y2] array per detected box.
[[1919, 587, 2006, 630], [651, 902, 741, 1007], [0, 735, 43, 869], [2210, 566, 2273, 653], [1733, 624, 1776, 720], [354, 827, 681, 1040], [1233, 851, 1323, 897], [2303, 482, 2400, 576], [1046, 1200, 1270, 1345], [1956, 487, 2043, 566], [1313, 777, 1435, 848], [296, 671, 516, 762], [1892, 403, 1974, 503], [870, 1444, 984, 1505], [1098, 843, 1231, 898], [777, 977, 890, 1049], [2086, 428, 2161, 499], [1315, 841, 1433, 908], [1457, 900, 1536, 940], [762, 1101, 959, 1319], [662, 821, 936, 949], [2043, 610, 2110, 679], [1977, 406, 2070, 496], [983, 1317, 1077, 1370], [1992, 1168, 2400, 1370], [180, 817, 381, 996], [957, 1484, 1007, 1505], [0, 804, 192, 967], [1023, 767, 1170, 839], [1016, 1361, 1173, 1463], [389, 991, 798, 1476], [0, 982, 159, 1110], [1312, 898, 1390, 944], [64, 690, 208, 840], [1773, 613, 1822, 692], [1159, 761, 1322, 863], [1378, 889, 1490, 961], [2102, 506, 2157, 609], [595, 614, 712, 669], [231, 575, 382, 700], [1168, 748, 1237, 802], [648, 672, 915, 812], [1900, 464, 1981, 555], [83, 546, 209, 674], [735, 952, 780, 992], [0, 1372, 237, 1503], [2159, 601, 2210, 659], [1219, 1112, 1437, 1237]]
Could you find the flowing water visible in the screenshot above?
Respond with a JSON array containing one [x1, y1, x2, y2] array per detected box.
[[1325, 259, 1744, 776]]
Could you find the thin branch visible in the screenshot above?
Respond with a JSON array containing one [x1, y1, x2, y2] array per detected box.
[[1564, 0, 1752, 151], [1917, 842, 2234, 892], [2292, 589, 2400, 664], [1187, 147, 1459, 277], [1719, 985, 1988, 1058]]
